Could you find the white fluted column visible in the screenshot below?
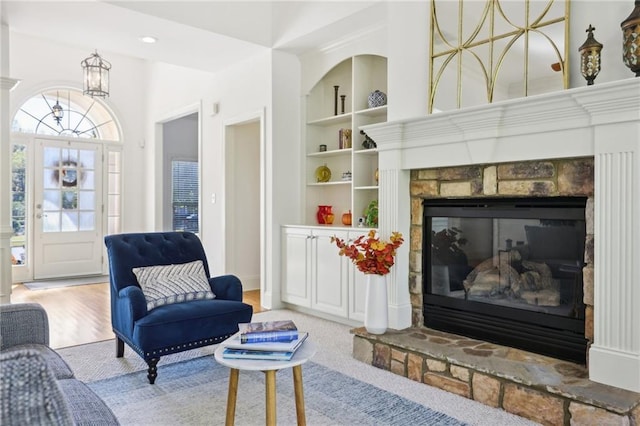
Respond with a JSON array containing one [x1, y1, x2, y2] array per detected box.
[[378, 167, 411, 330], [0, 76, 20, 304], [589, 121, 640, 392], [366, 123, 412, 330], [0, 19, 19, 303]]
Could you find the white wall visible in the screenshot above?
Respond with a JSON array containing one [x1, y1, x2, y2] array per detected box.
[[387, 2, 429, 121], [142, 62, 216, 234], [200, 53, 271, 277], [270, 50, 302, 307]]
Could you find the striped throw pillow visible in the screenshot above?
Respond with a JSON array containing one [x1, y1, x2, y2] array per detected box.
[[133, 260, 215, 311]]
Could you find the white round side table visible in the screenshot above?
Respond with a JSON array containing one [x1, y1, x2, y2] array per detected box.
[[214, 339, 317, 426]]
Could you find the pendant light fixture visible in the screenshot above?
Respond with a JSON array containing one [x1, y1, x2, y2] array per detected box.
[[52, 91, 64, 124], [81, 50, 111, 97]]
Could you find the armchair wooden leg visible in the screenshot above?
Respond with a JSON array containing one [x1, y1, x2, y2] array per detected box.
[[147, 358, 160, 384], [116, 337, 125, 358]]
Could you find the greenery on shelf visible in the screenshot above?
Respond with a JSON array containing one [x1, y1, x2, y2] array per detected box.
[[364, 200, 378, 227]]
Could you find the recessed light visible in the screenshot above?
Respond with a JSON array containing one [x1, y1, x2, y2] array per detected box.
[[140, 36, 157, 44]]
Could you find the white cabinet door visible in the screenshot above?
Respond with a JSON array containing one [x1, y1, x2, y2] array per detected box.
[[281, 226, 370, 323], [311, 229, 348, 317], [347, 229, 370, 321], [281, 227, 312, 307]]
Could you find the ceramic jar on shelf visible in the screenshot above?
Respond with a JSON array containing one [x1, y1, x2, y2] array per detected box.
[[317, 205, 334, 225], [367, 90, 387, 108]]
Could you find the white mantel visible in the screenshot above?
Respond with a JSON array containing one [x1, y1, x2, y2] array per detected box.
[[362, 78, 640, 392]]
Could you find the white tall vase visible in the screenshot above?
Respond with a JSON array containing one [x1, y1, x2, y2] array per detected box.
[[364, 273, 388, 334]]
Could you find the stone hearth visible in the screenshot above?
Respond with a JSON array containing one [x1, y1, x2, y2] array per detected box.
[[352, 327, 640, 425]]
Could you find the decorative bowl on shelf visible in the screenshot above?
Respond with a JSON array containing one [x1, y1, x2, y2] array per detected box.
[[315, 164, 331, 182]]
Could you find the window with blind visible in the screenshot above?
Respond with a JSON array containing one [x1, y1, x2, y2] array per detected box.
[[172, 160, 199, 233]]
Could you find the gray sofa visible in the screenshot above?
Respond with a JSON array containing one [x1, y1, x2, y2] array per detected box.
[[0, 303, 119, 425]]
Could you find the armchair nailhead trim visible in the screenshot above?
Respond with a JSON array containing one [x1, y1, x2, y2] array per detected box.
[[144, 336, 233, 357]]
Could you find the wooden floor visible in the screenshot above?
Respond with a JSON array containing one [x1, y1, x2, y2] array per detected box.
[[11, 283, 264, 349]]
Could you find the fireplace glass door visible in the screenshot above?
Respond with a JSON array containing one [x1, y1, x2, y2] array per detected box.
[[423, 197, 588, 363]]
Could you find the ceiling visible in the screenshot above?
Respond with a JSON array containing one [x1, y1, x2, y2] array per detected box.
[[2, 0, 383, 73]]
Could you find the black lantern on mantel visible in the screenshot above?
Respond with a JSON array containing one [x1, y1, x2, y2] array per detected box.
[[578, 25, 603, 86], [621, 0, 640, 76]]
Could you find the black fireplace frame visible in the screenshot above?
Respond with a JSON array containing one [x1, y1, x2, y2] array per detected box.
[[422, 197, 588, 364]]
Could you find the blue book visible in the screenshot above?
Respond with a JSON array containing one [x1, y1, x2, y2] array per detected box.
[[224, 332, 308, 352], [222, 347, 295, 361], [239, 320, 298, 343]]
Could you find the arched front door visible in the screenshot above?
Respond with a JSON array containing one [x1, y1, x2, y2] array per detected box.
[[11, 88, 121, 280]]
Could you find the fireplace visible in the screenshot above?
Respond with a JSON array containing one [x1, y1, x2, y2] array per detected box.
[[361, 78, 640, 392], [422, 197, 588, 363]]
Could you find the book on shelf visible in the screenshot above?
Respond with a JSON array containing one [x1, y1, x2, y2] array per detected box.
[[239, 320, 298, 343], [223, 331, 308, 353]]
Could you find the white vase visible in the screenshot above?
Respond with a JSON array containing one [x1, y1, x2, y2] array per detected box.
[[364, 273, 388, 334]]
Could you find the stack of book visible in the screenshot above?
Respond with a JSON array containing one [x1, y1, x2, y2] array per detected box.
[[221, 320, 308, 361]]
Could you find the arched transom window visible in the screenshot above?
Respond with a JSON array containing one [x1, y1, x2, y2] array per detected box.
[[12, 88, 120, 141]]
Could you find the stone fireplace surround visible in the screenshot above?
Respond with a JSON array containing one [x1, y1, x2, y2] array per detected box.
[[361, 78, 640, 394], [413, 160, 593, 363]]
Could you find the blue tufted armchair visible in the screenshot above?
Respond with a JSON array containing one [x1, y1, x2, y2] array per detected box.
[[104, 231, 253, 384]]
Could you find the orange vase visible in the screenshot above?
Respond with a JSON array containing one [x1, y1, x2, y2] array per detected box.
[[325, 213, 335, 224]]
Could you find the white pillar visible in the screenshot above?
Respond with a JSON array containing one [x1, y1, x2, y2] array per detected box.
[[368, 123, 412, 330], [589, 119, 640, 392], [0, 21, 20, 303]]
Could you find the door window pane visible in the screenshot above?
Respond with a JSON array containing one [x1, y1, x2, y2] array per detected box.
[[61, 212, 78, 232], [79, 212, 94, 231], [79, 149, 95, 169], [43, 212, 60, 232], [81, 170, 95, 190], [11, 144, 27, 266], [107, 150, 122, 235], [61, 190, 78, 210], [79, 191, 95, 210], [43, 190, 61, 210]]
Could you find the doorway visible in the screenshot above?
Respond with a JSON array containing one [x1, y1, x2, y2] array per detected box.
[[225, 118, 261, 295], [162, 112, 199, 233]]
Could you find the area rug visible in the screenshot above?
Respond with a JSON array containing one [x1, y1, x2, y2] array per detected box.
[[23, 275, 109, 290], [86, 354, 464, 425], [58, 309, 536, 426]]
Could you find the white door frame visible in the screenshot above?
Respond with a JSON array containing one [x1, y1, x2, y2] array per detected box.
[[153, 103, 202, 233], [223, 109, 268, 307]]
